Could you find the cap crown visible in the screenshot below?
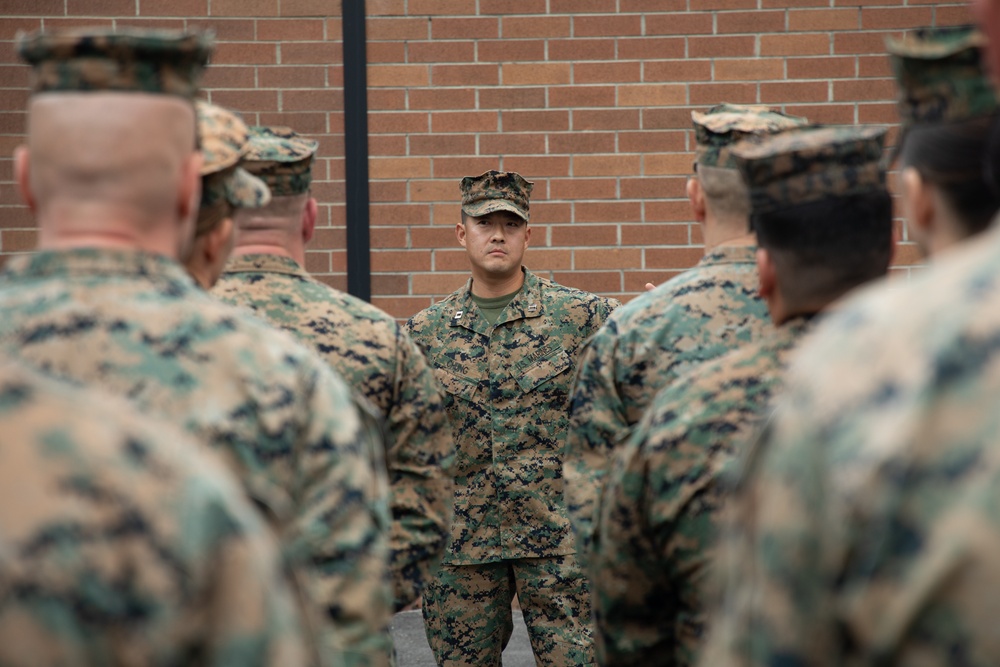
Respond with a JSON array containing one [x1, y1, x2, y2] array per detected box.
[[889, 25, 997, 127], [17, 28, 213, 98], [693, 103, 809, 169], [243, 126, 319, 196], [732, 125, 887, 215], [460, 170, 534, 222]]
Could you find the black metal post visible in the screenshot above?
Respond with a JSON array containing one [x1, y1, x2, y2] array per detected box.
[[342, 0, 371, 301]]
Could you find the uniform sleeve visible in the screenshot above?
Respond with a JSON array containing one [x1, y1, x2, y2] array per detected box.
[[591, 376, 734, 667], [699, 408, 836, 667], [384, 325, 456, 610], [564, 318, 631, 563], [292, 364, 395, 667], [589, 417, 663, 667]]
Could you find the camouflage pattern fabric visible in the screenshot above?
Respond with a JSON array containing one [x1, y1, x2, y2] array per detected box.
[[0, 359, 309, 667], [213, 253, 456, 611], [888, 25, 997, 127], [0, 248, 393, 667], [698, 221, 1000, 667], [196, 100, 270, 212], [590, 317, 812, 667], [731, 125, 887, 215], [406, 268, 618, 565], [422, 557, 593, 666], [243, 126, 319, 196], [692, 104, 808, 169], [564, 245, 771, 562], [406, 269, 617, 663], [460, 170, 534, 222], [16, 28, 213, 97]]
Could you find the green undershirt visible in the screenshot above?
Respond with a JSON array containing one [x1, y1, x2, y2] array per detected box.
[[472, 288, 521, 325]]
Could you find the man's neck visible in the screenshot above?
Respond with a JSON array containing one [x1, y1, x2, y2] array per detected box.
[[470, 269, 525, 298], [37, 228, 181, 260], [701, 219, 756, 251]]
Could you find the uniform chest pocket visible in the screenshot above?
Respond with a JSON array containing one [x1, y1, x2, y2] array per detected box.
[[434, 367, 480, 401], [512, 344, 572, 393]]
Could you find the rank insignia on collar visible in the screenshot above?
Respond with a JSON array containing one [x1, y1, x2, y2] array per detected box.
[[528, 304, 538, 312], [453, 310, 464, 320]]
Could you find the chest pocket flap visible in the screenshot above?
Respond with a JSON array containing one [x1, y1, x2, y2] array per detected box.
[[512, 343, 572, 393], [434, 367, 480, 400]]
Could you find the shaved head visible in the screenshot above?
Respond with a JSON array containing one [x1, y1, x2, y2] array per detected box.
[[18, 92, 202, 256]]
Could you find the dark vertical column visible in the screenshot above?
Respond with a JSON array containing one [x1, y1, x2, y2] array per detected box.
[[342, 0, 371, 301]]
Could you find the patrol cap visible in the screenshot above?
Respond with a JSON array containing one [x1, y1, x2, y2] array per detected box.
[[196, 100, 270, 220], [693, 103, 809, 169], [888, 25, 997, 127], [460, 170, 534, 223], [732, 125, 888, 215], [242, 126, 319, 196], [16, 27, 213, 98]]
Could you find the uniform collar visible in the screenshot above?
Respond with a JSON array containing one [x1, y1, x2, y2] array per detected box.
[[698, 244, 759, 267], [2, 246, 197, 288], [222, 253, 306, 278], [448, 267, 544, 333]]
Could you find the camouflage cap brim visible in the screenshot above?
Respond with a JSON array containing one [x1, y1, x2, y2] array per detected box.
[[17, 28, 213, 98], [196, 100, 250, 177], [226, 167, 271, 209], [462, 198, 529, 223], [201, 166, 271, 211]]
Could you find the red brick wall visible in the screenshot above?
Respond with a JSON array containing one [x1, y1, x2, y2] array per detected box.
[[0, 1, 971, 318]]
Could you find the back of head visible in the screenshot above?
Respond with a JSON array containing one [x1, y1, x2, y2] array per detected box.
[[692, 104, 809, 229], [733, 125, 894, 309], [889, 25, 1000, 237], [234, 126, 318, 239], [17, 28, 212, 233]]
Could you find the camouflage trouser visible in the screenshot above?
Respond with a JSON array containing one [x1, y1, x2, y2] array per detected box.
[[421, 556, 594, 666]]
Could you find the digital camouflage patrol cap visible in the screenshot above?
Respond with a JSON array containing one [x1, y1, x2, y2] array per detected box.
[[460, 170, 534, 223], [692, 103, 809, 169], [16, 27, 213, 98], [242, 126, 319, 197], [196, 101, 270, 235], [731, 125, 888, 215], [888, 25, 997, 127]]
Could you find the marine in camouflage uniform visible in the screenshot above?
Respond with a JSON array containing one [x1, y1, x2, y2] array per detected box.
[[406, 171, 619, 666], [592, 125, 894, 667], [185, 99, 271, 290], [8, 28, 393, 667], [0, 359, 309, 666], [564, 104, 808, 561], [888, 25, 1000, 256], [212, 125, 455, 610], [698, 29, 1000, 667]]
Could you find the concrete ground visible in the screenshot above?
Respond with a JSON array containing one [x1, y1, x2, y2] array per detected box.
[[392, 609, 534, 667]]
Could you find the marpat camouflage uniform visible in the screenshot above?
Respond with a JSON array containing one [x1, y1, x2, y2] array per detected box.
[[214, 125, 454, 611], [215, 254, 456, 610], [407, 266, 619, 665], [13, 28, 393, 667], [564, 104, 808, 560], [599, 123, 890, 667], [0, 359, 309, 666], [591, 318, 812, 667], [699, 229, 1000, 666]]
